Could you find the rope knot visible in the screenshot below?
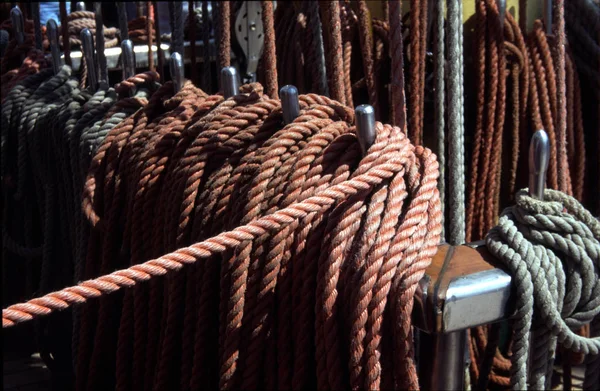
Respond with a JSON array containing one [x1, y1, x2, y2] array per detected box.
[[486, 188, 600, 390]]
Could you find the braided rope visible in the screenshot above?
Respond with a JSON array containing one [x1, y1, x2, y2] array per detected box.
[[486, 189, 600, 390], [2, 76, 441, 391]]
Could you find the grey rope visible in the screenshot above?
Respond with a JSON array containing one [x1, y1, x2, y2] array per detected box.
[[433, 0, 445, 241], [486, 189, 600, 390], [446, 0, 465, 245]]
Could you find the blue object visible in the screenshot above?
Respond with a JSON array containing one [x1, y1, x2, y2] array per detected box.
[[39, 2, 60, 26]]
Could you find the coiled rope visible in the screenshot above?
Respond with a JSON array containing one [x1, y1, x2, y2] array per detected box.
[[62, 11, 119, 49], [486, 189, 600, 391], [2, 76, 442, 391]]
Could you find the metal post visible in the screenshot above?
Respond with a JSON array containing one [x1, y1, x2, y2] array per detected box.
[[355, 104, 376, 156], [221, 66, 240, 98], [430, 331, 467, 391], [170, 52, 184, 93], [81, 28, 97, 90], [46, 19, 61, 74], [280, 85, 300, 125]]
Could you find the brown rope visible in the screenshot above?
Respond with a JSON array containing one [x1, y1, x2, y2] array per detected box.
[[3, 78, 442, 391], [321, 1, 346, 104], [357, 1, 379, 119], [407, 0, 427, 145], [261, 1, 278, 99], [390, 0, 406, 129], [63, 11, 119, 49]]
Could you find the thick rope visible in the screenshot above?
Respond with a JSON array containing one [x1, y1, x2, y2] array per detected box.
[[486, 189, 600, 390], [321, 1, 346, 104], [2, 78, 441, 391], [261, 1, 278, 99]]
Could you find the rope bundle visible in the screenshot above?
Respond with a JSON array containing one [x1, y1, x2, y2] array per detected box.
[[466, 0, 530, 243], [2, 76, 442, 391], [1, 65, 161, 382], [128, 16, 155, 45], [486, 189, 600, 390], [62, 11, 119, 49]]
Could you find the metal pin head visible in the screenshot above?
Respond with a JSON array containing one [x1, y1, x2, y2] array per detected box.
[[528, 129, 550, 200], [75, 2, 86, 11], [355, 105, 376, 156], [10, 6, 24, 45], [170, 52, 184, 93], [497, 0, 506, 30], [46, 19, 61, 74], [80, 28, 97, 90], [121, 39, 136, 80], [221, 66, 240, 99], [280, 85, 300, 125]]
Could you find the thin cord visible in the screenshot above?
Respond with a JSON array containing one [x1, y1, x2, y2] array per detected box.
[[447, 0, 465, 245]]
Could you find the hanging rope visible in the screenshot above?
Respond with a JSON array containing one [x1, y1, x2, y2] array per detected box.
[[2, 76, 442, 391], [202, 1, 211, 93], [217, 0, 230, 70], [261, 1, 278, 99], [357, 1, 379, 119], [447, 0, 465, 245], [153, 1, 164, 75], [187, 1, 197, 84], [321, 1, 345, 104], [432, 0, 445, 240], [389, 0, 406, 130], [407, 0, 428, 145]]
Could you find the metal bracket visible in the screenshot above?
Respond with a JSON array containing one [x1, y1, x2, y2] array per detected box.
[[234, 1, 265, 83]]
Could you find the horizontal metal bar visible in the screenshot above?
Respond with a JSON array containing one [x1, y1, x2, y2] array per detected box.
[[58, 39, 235, 71], [413, 243, 513, 333], [443, 268, 512, 332]]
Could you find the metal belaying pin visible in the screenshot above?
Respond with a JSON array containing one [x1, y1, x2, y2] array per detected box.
[[528, 129, 550, 200], [10, 6, 25, 46], [355, 104, 377, 157], [170, 52, 184, 93], [81, 28, 98, 91], [46, 19, 61, 74], [280, 85, 300, 125], [121, 39, 136, 80], [543, 0, 553, 35], [221, 66, 240, 99], [75, 2, 86, 11], [497, 0, 507, 30]]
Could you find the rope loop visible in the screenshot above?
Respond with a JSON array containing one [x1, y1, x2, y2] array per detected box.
[[486, 188, 600, 390]]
